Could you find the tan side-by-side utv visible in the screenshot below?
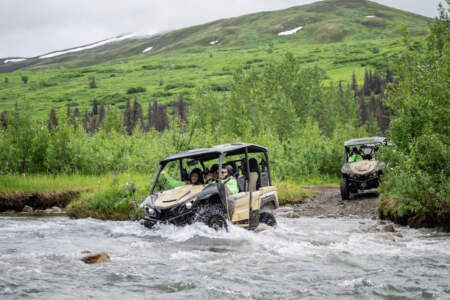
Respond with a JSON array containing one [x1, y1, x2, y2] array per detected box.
[[139, 143, 279, 230]]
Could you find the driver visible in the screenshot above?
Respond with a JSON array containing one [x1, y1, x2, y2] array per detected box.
[[205, 164, 219, 183], [161, 168, 203, 188], [348, 147, 363, 163], [221, 165, 239, 195]]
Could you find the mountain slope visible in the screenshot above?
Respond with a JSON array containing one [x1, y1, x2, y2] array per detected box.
[[0, 0, 431, 118], [0, 0, 428, 73]]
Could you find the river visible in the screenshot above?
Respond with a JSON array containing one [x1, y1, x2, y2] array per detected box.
[[1, 215, 449, 299]]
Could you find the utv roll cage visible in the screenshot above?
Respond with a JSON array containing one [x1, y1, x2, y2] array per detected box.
[[343, 136, 391, 161], [151, 142, 272, 205]]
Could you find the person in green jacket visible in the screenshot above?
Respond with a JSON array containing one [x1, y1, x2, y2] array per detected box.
[[220, 165, 239, 195], [348, 147, 363, 163], [161, 168, 203, 188]]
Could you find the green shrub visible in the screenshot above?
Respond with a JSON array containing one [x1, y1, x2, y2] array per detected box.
[[127, 87, 146, 94], [379, 8, 450, 227]]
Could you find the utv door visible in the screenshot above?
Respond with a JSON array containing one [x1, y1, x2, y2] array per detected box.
[[229, 191, 260, 228]]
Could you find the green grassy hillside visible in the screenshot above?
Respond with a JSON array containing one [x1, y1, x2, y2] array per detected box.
[[0, 0, 429, 117]]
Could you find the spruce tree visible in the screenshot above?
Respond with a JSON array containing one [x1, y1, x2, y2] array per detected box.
[[92, 99, 98, 115], [351, 72, 358, 92], [48, 108, 58, 131], [386, 68, 393, 84], [0, 110, 7, 129], [90, 115, 98, 133], [176, 93, 187, 123], [363, 70, 370, 96], [89, 76, 97, 89], [99, 103, 105, 123], [132, 97, 144, 130], [357, 91, 368, 125], [123, 98, 133, 135], [82, 110, 90, 132], [146, 102, 153, 131]]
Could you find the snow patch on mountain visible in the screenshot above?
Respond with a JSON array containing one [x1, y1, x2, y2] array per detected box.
[[39, 33, 138, 59], [3, 58, 26, 64], [366, 15, 376, 18], [278, 26, 303, 36], [209, 40, 219, 45], [142, 46, 153, 53]]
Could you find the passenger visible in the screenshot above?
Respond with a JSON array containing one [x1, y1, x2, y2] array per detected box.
[[205, 164, 219, 183], [161, 168, 203, 188], [221, 165, 239, 195], [348, 147, 363, 163]]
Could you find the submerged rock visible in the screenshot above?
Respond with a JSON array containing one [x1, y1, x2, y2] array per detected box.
[[378, 234, 395, 242], [382, 224, 396, 232], [81, 252, 110, 264], [310, 240, 329, 247]]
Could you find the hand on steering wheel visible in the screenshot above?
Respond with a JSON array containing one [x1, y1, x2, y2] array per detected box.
[[206, 178, 218, 184]]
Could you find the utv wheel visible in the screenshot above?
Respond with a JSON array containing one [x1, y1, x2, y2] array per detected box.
[[340, 177, 350, 200], [259, 207, 277, 227], [194, 205, 228, 231]]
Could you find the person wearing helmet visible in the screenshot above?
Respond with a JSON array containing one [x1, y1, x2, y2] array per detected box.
[[205, 164, 219, 183], [348, 147, 363, 163], [161, 168, 204, 188], [221, 165, 239, 195]]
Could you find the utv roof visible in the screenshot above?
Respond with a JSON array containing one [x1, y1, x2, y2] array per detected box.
[[161, 143, 268, 164], [344, 137, 387, 147]]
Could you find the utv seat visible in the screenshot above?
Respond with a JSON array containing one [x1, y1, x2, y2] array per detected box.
[[248, 158, 260, 192]]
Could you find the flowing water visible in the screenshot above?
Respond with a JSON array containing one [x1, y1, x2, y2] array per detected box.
[[0, 215, 449, 299]]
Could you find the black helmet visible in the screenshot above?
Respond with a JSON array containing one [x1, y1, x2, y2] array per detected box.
[[210, 164, 219, 173], [222, 165, 234, 177]]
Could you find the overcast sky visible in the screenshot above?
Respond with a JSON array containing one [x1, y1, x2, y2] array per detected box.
[[0, 0, 446, 58]]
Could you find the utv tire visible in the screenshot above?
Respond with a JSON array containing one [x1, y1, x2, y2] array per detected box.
[[259, 207, 277, 227], [340, 177, 350, 200], [194, 205, 228, 231]]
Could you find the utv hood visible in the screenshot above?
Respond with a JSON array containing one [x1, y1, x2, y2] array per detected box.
[[153, 184, 206, 208], [341, 160, 386, 175]]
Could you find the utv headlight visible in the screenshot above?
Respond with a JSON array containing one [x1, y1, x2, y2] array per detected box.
[[341, 164, 352, 174], [185, 202, 193, 209], [145, 206, 156, 216]]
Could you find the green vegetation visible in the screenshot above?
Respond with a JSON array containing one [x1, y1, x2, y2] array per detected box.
[[1, 0, 447, 228], [0, 52, 380, 219], [379, 3, 450, 229]]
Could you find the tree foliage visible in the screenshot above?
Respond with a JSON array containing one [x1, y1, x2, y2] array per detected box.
[[380, 3, 450, 226]]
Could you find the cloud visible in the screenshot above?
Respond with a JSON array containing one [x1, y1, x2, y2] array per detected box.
[[0, 0, 445, 58]]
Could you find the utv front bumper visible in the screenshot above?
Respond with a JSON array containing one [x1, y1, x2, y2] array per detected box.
[[141, 207, 195, 228], [347, 175, 380, 190]]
